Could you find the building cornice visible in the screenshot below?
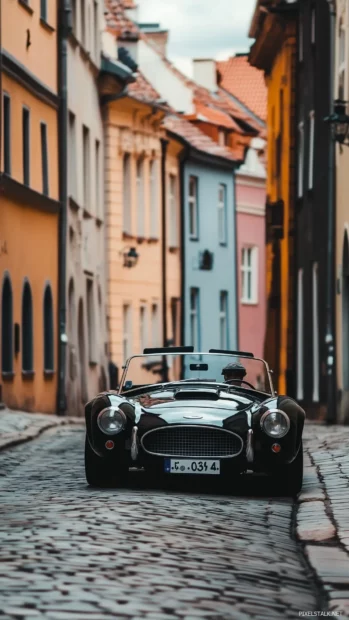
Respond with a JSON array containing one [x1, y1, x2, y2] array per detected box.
[[1, 49, 58, 108], [0, 174, 60, 214], [236, 203, 266, 216]]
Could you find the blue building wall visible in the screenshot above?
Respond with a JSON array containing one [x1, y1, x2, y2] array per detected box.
[[183, 159, 238, 355]]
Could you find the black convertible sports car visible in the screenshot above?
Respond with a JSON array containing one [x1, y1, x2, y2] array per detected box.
[[85, 347, 305, 496]]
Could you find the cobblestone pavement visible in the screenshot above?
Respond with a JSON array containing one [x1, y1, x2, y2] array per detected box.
[[0, 425, 320, 620], [297, 424, 349, 618], [0, 409, 82, 451]]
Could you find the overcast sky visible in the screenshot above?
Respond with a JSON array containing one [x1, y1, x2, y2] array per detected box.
[[138, 0, 257, 77]]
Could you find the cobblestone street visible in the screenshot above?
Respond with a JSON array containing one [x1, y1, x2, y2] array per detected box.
[[0, 423, 322, 620]]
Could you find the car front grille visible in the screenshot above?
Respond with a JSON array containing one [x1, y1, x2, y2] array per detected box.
[[141, 425, 243, 458]]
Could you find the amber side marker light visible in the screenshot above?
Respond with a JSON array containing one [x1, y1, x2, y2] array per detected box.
[[271, 443, 281, 453], [105, 440, 115, 450]]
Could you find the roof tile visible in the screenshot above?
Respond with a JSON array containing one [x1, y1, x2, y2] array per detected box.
[[217, 55, 267, 121]]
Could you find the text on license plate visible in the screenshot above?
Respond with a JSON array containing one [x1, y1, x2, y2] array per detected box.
[[164, 459, 220, 475]]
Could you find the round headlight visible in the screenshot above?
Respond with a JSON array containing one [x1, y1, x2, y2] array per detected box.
[[97, 407, 126, 435], [261, 409, 290, 438]]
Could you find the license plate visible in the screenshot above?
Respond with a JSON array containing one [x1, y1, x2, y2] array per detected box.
[[164, 459, 220, 475]]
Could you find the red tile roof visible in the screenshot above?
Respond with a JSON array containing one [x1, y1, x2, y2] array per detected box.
[[191, 103, 242, 132], [128, 71, 165, 106], [105, 0, 139, 40], [217, 55, 267, 121], [163, 115, 239, 163]]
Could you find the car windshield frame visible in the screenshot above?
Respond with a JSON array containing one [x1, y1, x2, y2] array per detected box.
[[118, 352, 275, 397]]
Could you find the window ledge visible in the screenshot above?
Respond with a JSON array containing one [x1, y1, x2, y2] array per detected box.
[[169, 246, 179, 254], [240, 300, 258, 306], [40, 18, 55, 33], [219, 242, 228, 248], [89, 361, 98, 368], [22, 370, 35, 380], [190, 236, 199, 242], [122, 232, 135, 241], [18, 0, 33, 15], [44, 369, 55, 379], [2, 371, 15, 381], [69, 196, 81, 211], [96, 217, 103, 227], [147, 237, 159, 244], [137, 236, 146, 244]]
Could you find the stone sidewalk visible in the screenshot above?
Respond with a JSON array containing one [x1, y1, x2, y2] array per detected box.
[[297, 423, 349, 617], [0, 408, 83, 451]]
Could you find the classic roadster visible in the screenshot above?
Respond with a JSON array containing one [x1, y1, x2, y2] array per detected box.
[[84, 347, 305, 496]]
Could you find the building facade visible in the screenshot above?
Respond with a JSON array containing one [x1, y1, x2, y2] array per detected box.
[[249, 0, 298, 396], [65, 0, 109, 414], [0, 0, 59, 412]]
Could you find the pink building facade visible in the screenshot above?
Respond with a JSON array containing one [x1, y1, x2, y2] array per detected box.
[[235, 139, 266, 360]]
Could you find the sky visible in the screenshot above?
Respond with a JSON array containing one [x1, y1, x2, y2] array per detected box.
[[138, 0, 257, 77]]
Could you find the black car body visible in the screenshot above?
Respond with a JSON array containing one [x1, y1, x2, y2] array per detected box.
[[85, 348, 305, 495]]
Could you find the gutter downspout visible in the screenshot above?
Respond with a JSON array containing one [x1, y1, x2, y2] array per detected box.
[[161, 138, 169, 381], [57, 0, 71, 415], [326, 0, 337, 424]]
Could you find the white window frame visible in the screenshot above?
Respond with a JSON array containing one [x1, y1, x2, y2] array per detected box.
[[218, 184, 227, 245], [298, 121, 304, 198], [190, 288, 200, 351], [312, 263, 320, 402], [219, 291, 229, 349], [123, 303, 132, 361], [140, 304, 147, 352], [123, 153, 132, 234], [308, 111, 315, 190], [168, 174, 178, 248], [149, 159, 158, 238], [136, 157, 145, 237], [189, 176, 198, 239], [338, 23, 346, 99], [297, 269, 304, 400], [241, 247, 258, 304]]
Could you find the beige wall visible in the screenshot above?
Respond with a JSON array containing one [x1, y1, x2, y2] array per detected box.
[[104, 97, 182, 382]]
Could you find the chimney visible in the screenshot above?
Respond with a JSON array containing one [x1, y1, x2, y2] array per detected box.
[[193, 59, 217, 92]]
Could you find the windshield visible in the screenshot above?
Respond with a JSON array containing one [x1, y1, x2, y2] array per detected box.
[[118, 353, 274, 395]]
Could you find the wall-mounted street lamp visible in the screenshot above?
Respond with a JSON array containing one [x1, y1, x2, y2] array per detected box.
[[121, 247, 139, 268], [325, 99, 349, 149]]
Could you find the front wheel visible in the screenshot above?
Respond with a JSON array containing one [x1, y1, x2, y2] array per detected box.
[[85, 436, 128, 488], [270, 441, 303, 498]]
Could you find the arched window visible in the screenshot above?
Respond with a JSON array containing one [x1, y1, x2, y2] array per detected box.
[[22, 281, 33, 372], [43, 285, 54, 372], [2, 275, 13, 373]]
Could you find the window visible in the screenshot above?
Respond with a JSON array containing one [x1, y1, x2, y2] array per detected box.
[[311, 7, 316, 44], [1, 276, 13, 374], [149, 159, 158, 237], [339, 24, 346, 99], [87, 280, 97, 363], [40, 0, 47, 21], [308, 111, 315, 190], [123, 304, 132, 360], [140, 304, 147, 351], [123, 153, 132, 234], [82, 125, 90, 210], [189, 176, 198, 239], [80, 0, 86, 47], [297, 121, 304, 198], [219, 292, 229, 349], [22, 107, 30, 186], [151, 303, 160, 347], [312, 263, 319, 402], [297, 269, 304, 400], [3, 94, 11, 175], [22, 281, 33, 373], [190, 288, 200, 351], [95, 139, 100, 215], [68, 112, 77, 199], [171, 297, 180, 347], [241, 247, 258, 304], [218, 184, 227, 245], [43, 285, 54, 372], [168, 174, 178, 247], [93, 1, 99, 58], [299, 18, 303, 62], [218, 130, 226, 146], [40, 123, 49, 196], [136, 158, 145, 237], [71, 0, 77, 33]]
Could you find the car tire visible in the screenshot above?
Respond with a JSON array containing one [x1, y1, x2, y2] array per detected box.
[[84, 436, 128, 488], [271, 440, 303, 498]]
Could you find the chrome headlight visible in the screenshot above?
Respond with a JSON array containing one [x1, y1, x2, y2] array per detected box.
[[260, 409, 290, 438], [97, 407, 126, 435]]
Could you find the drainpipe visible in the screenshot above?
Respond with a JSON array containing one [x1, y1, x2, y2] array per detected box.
[[56, 0, 72, 415], [161, 138, 169, 381], [325, 0, 337, 424]]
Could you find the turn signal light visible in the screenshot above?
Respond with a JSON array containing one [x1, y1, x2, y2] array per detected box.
[[105, 440, 114, 450], [271, 443, 281, 453]]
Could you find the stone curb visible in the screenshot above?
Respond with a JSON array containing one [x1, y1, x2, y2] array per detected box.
[[0, 411, 84, 453]]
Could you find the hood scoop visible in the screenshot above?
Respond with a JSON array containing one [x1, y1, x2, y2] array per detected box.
[[174, 388, 220, 401]]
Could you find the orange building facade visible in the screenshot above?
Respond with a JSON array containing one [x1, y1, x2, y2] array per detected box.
[[0, 0, 59, 412], [249, 1, 297, 395]]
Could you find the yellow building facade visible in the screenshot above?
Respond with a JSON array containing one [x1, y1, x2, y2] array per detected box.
[[0, 0, 59, 412], [249, 2, 297, 395]]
